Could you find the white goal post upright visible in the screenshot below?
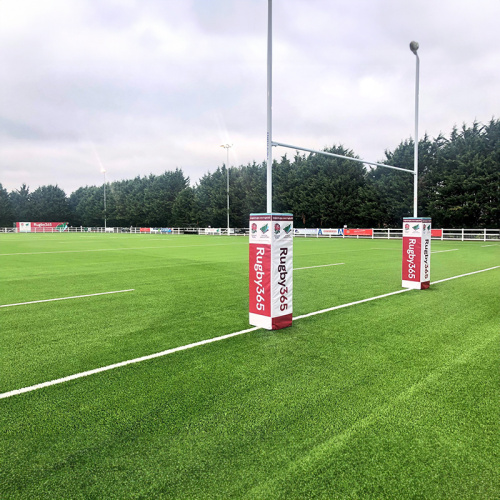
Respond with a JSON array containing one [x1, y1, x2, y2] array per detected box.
[[250, 1, 429, 330], [266, 0, 273, 214], [410, 41, 420, 219], [249, 0, 294, 331]]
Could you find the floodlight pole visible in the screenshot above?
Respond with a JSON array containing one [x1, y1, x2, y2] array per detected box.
[[102, 168, 107, 230], [220, 144, 232, 233], [266, 0, 273, 213], [410, 41, 420, 218]]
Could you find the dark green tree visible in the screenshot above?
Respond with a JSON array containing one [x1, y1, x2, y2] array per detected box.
[[426, 120, 500, 227], [52, 119, 498, 230], [369, 134, 436, 226], [9, 184, 31, 222], [171, 187, 200, 227], [0, 184, 14, 226], [273, 146, 369, 228], [68, 186, 105, 227], [30, 185, 70, 222], [195, 167, 229, 227], [234, 162, 266, 226], [143, 169, 189, 226], [107, 178, 146, 227]]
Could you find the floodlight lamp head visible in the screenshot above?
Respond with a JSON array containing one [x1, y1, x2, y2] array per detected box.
[[410, 41, 419, 55]]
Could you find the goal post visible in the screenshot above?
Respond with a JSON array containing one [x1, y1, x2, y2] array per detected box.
[[252, 1, 429, 331]]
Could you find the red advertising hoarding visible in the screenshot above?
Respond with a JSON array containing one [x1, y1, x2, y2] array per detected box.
[[402, 217, 431, 289], [344, 228, 373, 236], [249, 243, 271, 316], [249, 213, 293, 330], [16, 222, 68, 233]]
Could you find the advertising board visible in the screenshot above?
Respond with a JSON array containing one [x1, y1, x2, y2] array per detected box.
[[294, 228, 317, 236], [402, 217, 431, 289], [249, 213, 293, 330], [16, 222, 68, 233], [344, 228, 373, 236], [318, 228, 344, 236]]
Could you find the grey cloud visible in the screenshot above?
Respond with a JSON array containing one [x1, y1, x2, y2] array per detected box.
[[0, 0, 498, 195]]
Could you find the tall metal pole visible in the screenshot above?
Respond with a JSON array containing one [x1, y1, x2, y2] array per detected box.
[[220, 144, 232, 234], [102, 168, 107, 230], [266, 0, 273, 213], [226, 147, 229, 233], [410, 41, 420, 218]]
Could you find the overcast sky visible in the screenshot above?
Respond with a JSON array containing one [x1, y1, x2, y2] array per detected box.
[[1, 0, 498, 195]]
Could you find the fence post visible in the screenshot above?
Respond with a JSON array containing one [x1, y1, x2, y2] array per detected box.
[[484, 228, 487, 242], [462, 228, 464, 241]]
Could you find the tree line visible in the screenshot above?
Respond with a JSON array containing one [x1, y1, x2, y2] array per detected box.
[[1, 119, 498, 229]]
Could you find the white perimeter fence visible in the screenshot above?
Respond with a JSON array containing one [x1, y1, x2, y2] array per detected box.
[[1, 226, 499, 241]]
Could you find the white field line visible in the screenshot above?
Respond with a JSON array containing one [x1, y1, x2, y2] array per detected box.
[[0, 327, 260, 400], [0, 247, 160, 256], [0, 289, 135, 308], [371, 248, 458, 254], [294, 266, 500, 321], [429, 266, 499, 284], [294, 263, 344, 270], [1, 265, 498, 400], [0, 242, 246, 256], [481, 244, 499, 247], [293, 289, 411, 321]]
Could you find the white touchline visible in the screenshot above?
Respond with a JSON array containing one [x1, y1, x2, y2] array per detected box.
[[0, 242, 244, 256], [294, 263, 345, 270], [431, 249, 458, 254], [1, 266, 498, 400], [0, 327, 260, 400], [0, 247, 160, 256], [293, 288, 411, 320], [481, 244, 499, 247], [429, 266, 499, 284], [294, 266, 500, 321], [0, 289, 135, 308]]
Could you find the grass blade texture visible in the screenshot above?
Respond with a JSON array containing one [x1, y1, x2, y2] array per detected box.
[[1, 234, 499, 498]]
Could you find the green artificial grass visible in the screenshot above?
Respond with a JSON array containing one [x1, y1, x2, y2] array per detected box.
[[1, 234, 499, 498]]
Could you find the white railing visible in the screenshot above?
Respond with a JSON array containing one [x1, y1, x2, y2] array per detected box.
[[292, 228, 499, 241], [436, 228, 500, 241], [1, 226, 498, 241]]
